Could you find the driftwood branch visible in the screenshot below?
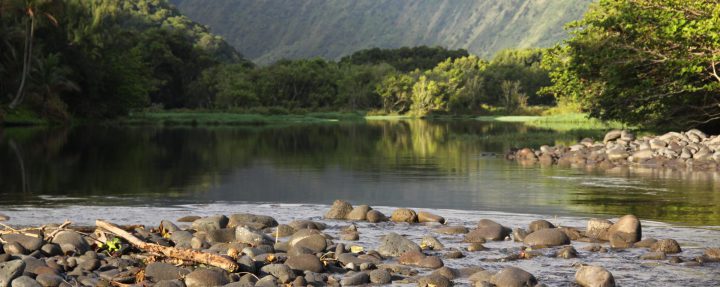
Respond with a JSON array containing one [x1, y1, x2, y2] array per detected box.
[[96, 220, 239, 272]]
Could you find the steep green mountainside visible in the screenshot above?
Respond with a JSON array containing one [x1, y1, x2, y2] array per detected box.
[[169, 0, 592, 64]]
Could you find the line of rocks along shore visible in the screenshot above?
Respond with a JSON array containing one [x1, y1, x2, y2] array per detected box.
[[507, 129, 720, 171], [0, 201, 719, 287]]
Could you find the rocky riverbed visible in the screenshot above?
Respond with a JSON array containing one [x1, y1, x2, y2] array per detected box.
[[508, 129, 720, 171], [0, 202, 719, 287]]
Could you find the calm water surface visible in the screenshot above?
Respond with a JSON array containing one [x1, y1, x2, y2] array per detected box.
[[1, 120, 719, 226]]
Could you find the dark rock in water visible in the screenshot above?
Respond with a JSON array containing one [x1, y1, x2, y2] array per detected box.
[[0, 214, 9, 222], [192, 215, 229, 232], [184, 268, 229, 287], [177, 215, 201, 223], [228, 213, 278, 229], [366, 210, 388, 223], [145, 262, 190, 282], [443, 248, 464, 259], [0, 235, 43, 253], [417, 274, 452, 287], [418, 211, 445, 224], [347, 205, 372, 221], [51, 231, 89, 255], [640, 252, 667, 260], [650, 239, 682, 254], [399, 251, 444, 269], [528, 220, 555, 233], [432, 267, 460, 280], [523, 229, 570, 247], [586, 218, 613, 239], [377, 233, 421, 257], [556, 246, 578, 259], [391, 208, 418, 223], [575, 265, 615, 287], [3, 243, 25, 256], [324, 200, 354, 220], [9, 276, 41, 287], [472, 219, 511, 241], [260, 264, 296, 284], [0, 260, 26, 287], [286, 254, 324, 273], [633, 238, 658, 248], [466, 243, 486, 252], [340, 272, 370, 286], [492, 266, 537, 287], [559, 227, 583, 241], [35, 273, 63, 287], [606, 215, 641, 243], [369, 269, 392, 284], [512, 228, 528, 242], [435, 226, 468, 235]]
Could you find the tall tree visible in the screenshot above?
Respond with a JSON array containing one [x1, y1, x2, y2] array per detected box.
[[8, 0, 59, 109], [546, 0, 720, 128]]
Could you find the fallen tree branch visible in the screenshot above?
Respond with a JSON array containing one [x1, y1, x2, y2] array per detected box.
[[96, 220, 239, 272]]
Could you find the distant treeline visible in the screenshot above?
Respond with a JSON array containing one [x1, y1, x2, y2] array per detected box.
[[2, 0, 718, 130], [196, 47, 552, 115]]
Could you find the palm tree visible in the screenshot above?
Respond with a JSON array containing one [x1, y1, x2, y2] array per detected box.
[[8, 0, 59, 110], [28, 53, 79, 120]]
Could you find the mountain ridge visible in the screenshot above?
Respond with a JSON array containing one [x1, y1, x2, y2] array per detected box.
[[169, 0, 593, 64]]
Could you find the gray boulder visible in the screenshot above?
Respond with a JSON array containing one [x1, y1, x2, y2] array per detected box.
[[10, 276, 40, 287], [227, 213, 278, 229], [145, 262, 190, 282], [50, 231, 89, 254], [260, 264, 295, 284], [523, 228, 570, 247], [184, 268, 229, 287], [377, 233, 421, 257], [0, 235, 43, 253], [492, 267, 537, 287], [528, 220, 555, 233], [192, 215, 229, 232], [0, 260, 25, 287], [346, 205, 371, 221], [575, 265, 615, 287], [285, 254, 324, 273]]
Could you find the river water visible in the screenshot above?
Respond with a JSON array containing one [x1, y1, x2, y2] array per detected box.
[[0, 119, 719, 286]]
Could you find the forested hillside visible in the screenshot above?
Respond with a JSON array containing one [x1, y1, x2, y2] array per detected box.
[[169, 0, 592, 64]]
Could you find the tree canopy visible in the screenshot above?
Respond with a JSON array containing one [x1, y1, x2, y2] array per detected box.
[[544, 0, 720, 129]]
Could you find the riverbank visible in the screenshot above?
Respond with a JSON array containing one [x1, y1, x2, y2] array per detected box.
[[509, 129, 720, 172], [0, 201, 718, 286]]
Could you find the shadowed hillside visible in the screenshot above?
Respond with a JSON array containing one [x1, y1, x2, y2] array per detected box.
[[170, 0, 592, 64]]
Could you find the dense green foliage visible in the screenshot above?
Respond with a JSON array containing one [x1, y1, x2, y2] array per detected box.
[[170, 0, 592, 64], [545, 0, 720, 129], [340, 46, 469, 73], [0, 0, 248, 121], [376, 49, 553, 115]]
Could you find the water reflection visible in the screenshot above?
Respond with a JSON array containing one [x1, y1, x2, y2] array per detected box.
[[0, 120, 718, 225]]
